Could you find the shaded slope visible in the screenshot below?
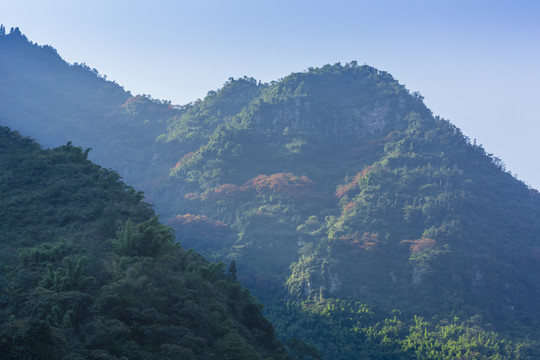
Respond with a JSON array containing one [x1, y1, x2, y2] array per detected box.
[[0, 127, 289, 360]]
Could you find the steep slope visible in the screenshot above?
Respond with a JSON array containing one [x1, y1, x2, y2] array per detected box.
[[3, 28, 540, 358], [160, 63, 540, 358], [286, 111, 540, 317], [163, 64, 427, 288], [167, 63, 540, 310], [0, 127, 289, 360], [0, 27, 183, 205]]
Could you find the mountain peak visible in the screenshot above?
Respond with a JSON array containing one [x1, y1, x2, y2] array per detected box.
[[0, 25, 24, 38]]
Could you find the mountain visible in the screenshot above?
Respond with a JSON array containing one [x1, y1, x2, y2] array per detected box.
[[164, 63, 540, 319], [0, 126, 289, 360], [2, 27, 540, 359], [0, 26, 185, 209], [159, 64, 540, 358]]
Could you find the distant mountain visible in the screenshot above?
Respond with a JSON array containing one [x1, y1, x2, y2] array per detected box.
[[3, 27, 540, 359], [0, 26, 184, 208], [0, 126, 289, 360]]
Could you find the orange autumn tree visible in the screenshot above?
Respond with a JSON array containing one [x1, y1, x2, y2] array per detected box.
[[199, 173, 316, 203], [172, 151, 195, 172], [338, 232, 380, 254], [167, 214, 230, 239], [336, 165, 374, 198], [407, 238, 437, 253], [244, 173, 315, 200]]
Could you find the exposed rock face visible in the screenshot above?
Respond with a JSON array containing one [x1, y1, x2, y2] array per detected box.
[[254, 99, 394, 139], [340, 103, 390, 136], [328, 273, 343, 294], [412, 266, 422, 284], [304, 280, 312, 297]]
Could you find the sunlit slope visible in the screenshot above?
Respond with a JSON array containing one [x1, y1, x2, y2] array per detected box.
[[164, 63, 540, 326]]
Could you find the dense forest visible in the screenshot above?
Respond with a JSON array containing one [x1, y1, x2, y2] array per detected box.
[[2, 27, 540, 359], [0, 126, 290, 359]]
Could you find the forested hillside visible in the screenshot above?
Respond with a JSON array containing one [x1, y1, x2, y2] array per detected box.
[[0, 127, 289, 360], [163, 63, 540, 322], [0, 26, 184, 206], [2, 27, 540, 359], [160, 64, 540, 358]]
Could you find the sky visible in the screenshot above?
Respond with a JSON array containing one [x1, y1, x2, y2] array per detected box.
[[2, 0, 540, 188]]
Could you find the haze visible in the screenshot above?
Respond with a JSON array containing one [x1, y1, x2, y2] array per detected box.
[[2, 0, 539, 188]]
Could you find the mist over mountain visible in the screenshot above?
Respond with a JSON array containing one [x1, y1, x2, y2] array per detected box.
[[2, 27, 540, 359], [0, 26, 184, 203]]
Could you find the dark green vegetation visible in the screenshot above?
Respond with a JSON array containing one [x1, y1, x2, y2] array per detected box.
[[2, 27, 540, 359], [0, 127, 288, 360]]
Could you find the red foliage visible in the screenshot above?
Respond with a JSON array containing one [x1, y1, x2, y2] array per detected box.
[[360, 164, 374, 177], [203, 173, 316, 203], [408, 238, 437, 252], [166, 214, 229, 238], [201, 183, 249, 202], [336, 173, 360, 198], [121, 95, 143, 107], [167, 213, 226, 227], [212, 183, 243, 199], [343, 201, 356, 214], [243, 173, 315, 199], [172, 151, 195, 171], [335, 165, 374, 198], [184, 192, 200, 200], [339, 232, 380, 254]]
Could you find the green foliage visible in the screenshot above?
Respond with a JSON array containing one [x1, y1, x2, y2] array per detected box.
[[0, 318, 61, 360], [286, 338, 322, 360], [0, 127, 289, 359], [284, 111, 540, 322], [3, 31, 540, 359], [153, 63, 540, 358], [38, 256, 96, 292], [111, 217, 174, 257], [161, 76, 265, 147], [266, 299, 537, 360]]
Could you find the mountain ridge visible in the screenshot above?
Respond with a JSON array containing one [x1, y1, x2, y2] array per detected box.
[[2, 28, 540, 359], [159, 62, 540, 333]]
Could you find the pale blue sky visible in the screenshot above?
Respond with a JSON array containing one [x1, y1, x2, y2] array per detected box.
[[2, 0, 540, 189]]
